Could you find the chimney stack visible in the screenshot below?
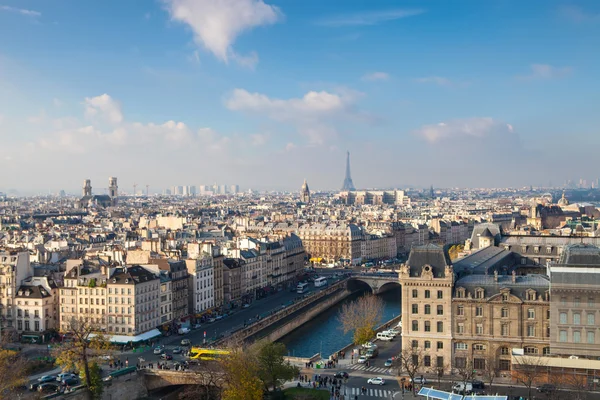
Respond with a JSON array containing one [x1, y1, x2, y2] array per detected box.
[[494, 270, 498, 283], [512, 270, 517, 283]]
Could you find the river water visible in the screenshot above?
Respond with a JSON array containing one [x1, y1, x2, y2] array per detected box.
[[279, 287, 402, 358]]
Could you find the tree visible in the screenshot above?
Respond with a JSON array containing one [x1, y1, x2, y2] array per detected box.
[[434, 360, 449, 388], [220, 347, 263, 400], [0, 349, 27, 397], [396, 346, 423, 392], [54, 316, 111, 399], [513, 355, 548, 400], [481, 355, 501, 393], [564, 372, 588, 400], [253, 340, 299, 392], [179, 361, 225, 400], [454, 356, 475, 393], [338, 294, 384, 345]]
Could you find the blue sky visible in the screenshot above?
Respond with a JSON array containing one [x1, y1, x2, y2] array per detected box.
[[0, 0, 599, 194]]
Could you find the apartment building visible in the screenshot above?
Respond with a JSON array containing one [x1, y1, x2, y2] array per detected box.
[[14, 276, 58, 341], [147, 259, 189, 321], [0, 251, 33, 331], [60, 264, 160, 337], [549, 244, 600, 358], [185, 257, 214, 314], [223, 258, 242, 304], [158, 271, 172, 324], [298, 223, 363, 264], [453, 272, 550, 373], [399, 244, 454, 373]]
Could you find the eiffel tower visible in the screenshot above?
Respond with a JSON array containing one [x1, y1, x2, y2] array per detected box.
[[341, 151, 356, 191]]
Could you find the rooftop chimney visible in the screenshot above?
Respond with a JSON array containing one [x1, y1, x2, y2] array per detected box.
[[511, 270, 517, 283], [494, 270, 498, 283]]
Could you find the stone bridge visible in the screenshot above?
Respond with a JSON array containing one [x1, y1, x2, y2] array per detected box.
[[347, 274, 400, 294], [139, 369, 222, 391]]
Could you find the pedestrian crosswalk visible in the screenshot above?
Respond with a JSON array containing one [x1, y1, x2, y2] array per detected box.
[[347, 386, 397, 398], [348, 364, 391, 374]]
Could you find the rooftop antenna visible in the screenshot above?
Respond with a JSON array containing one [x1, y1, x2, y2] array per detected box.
[[146, 185, 149, 196], [133, 183, 137, 197]]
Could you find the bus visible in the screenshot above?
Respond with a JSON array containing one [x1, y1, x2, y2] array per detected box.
[[189, 347, 230, 361], [314, 277, 328, 287], [296, 282, 309, 294]]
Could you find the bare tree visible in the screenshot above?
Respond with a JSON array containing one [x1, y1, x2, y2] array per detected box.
[[454, 356, 475, 392], [179, 361, 225, 400], [338, 294, 384, 345], [513, 355, 548, 400], [564, 372, 588, 400], [434, 360, 450, 388], [481, 355, 501, 393], [396, 346, 423, 393]]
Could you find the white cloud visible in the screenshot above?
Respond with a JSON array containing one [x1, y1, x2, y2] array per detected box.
[[250, 133, 267, 146], [226, 88, 364, 144], [414, 117, 515, 144], [84, 94, 123, 124], [163, 0, 282, 66], [518, 64, 572, 80], [415, 76, 454, 87], [316, 8, 424, 27], [285, 142, 296, 151], [362, 72, 389, 81], [0, 5, 41, 17]]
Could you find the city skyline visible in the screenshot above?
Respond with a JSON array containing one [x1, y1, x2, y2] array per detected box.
[[1, 0, 600, 192]]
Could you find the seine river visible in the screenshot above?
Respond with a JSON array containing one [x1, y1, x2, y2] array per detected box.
[[278, 287, 402, 358]]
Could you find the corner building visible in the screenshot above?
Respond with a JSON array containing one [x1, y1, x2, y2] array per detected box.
[[399, 244, 454, 373]]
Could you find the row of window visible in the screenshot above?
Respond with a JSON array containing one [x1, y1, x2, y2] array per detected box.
[[456, 305, 545, 319], [456, 322, 540, 337], [558, 330, 595, 344], [411, 304, 444, 315], [17, 320, 41, 331], [455, 343, 550, 355], [560, 297, 596, 307], [411, 340, 444, 350], [559, 312, 596, 325], [411, 289, 444, 299], [412, 320, 444, 333]]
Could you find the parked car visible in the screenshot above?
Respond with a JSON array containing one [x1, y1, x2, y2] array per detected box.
[[38, 375, 57, 383], [192, 323, 202, 330], [334, 371, 349, 379], [215, 315, 224, 321], [57, 373, 77, 382], [411, 377, 427, 385], [207, 318, 216, 323], [29, 382, 40, 391], [537, 384, 556, 394], [452, 382, 473, 393], [153, 347, 163, 354], [172, 346, 182, 354], [367, 377, 385, 385], [178, 327, 190, 335], [362, 342, 377, 349], [160, 353, 173, 360], [384, 358, 393, 367], [38, 383, 59, 393], [357, 355, 368, 364], [181, 339, 191, 346], [243, 303, 251, 308], [386, 329, 400, 336], [61, 377, 79, 386]]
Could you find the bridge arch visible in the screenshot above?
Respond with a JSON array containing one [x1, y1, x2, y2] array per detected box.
[[346, 278, 373, 293], [377, 281, 401, 294], [347, 275, 400, 295]]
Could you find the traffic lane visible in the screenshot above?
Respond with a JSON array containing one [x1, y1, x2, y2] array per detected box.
[[347, 338, 402, 368], [346, 375, 401, 398]]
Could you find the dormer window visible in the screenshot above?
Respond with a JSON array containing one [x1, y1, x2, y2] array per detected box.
[[526, 290, 537, 301], [475, 289, 485, 299], [456, 288, 466, 298]]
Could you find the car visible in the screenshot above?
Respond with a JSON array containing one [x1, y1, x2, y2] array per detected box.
[[192, 323, 202, 329], [153, 347, 163, 354], [57, 373, 77, 382], [172, 346, 182, 354], [38, 375, 57, 383], [362, 342, 377, 349], [61, 377, 79, 386], [411, 377, 427, 385], [181, 339, 191, 346], [208, 318, 216, 323], [38, 383, 59, 393], [387, 329, 400, 336], [334, 372, 349, 379], [215, 315, 224, 320], [368, 377, 385, 385], [357, 355, 368, 364], [160, 353, 173, 360], [384, 358, 393, 367], [102, 375, 113, 382], [29, 382, 40, 392], [537, 384, 556, 393], [243, 303, 250, 308]]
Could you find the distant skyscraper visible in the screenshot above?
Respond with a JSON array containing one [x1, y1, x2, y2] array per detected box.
[[230, 185, 239, 194], [430, 185, 434, 199], [341, 151, 356, 191]]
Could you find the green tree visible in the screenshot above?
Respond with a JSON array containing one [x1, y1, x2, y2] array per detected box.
[[220, 347, 263, 400], [54, 316, 111, 399], [338, 294, 384, 345], [253, 340, 299, 392], [0, 349, 27, 397]]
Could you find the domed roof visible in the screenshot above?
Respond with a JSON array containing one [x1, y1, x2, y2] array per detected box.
[[301, 179, 309, 191], [558, 191, 569, 206]]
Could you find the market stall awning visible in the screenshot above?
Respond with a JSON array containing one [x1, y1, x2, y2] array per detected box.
[[89, 328, 161, 344]]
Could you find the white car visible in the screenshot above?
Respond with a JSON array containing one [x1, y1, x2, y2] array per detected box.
[[153, 347, 163, 354], [362, 342, 377, 349], [357, 355, 368, 364], [56, 373, 77, 382], [387, 329, 400, 336], [368, 377, 385, 385]]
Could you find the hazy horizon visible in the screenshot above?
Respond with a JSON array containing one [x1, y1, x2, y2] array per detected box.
[[1, 0, 599, 192]]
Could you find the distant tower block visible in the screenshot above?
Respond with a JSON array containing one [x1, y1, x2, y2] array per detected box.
[[301, 179, 311, 203], [109, 177, 118, 205], [83, 179, 92, 197], [341, 151, 356, 191]]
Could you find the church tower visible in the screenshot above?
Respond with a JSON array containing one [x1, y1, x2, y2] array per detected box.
[[109, 177, 118, 206], [301, 179, 310, 203], [83, 179, 92, 197]]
